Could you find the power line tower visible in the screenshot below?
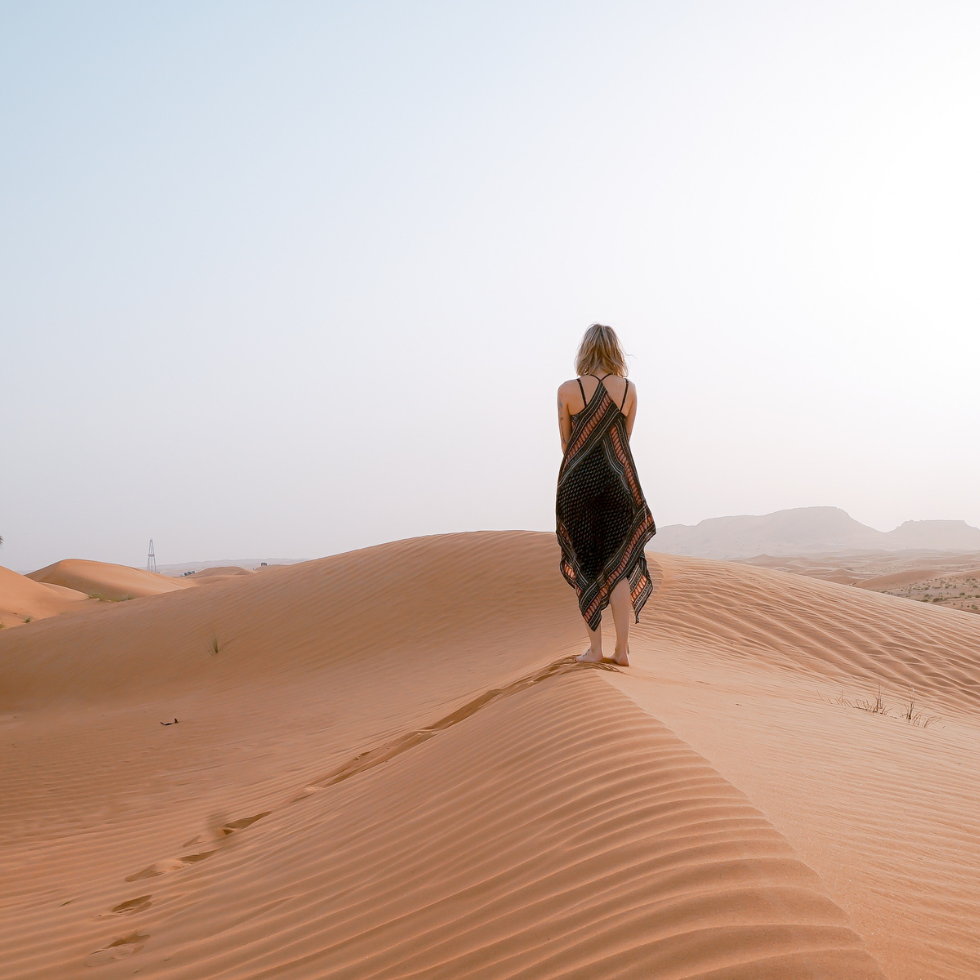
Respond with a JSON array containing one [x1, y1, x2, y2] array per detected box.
[[147, 539, 157, 573]]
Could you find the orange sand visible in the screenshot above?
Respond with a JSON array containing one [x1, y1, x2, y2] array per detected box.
[[27, 558, 192, 602], [0, 564, 93, 629], [1, 532, 977, 979], [747, 551, 980, 613], [182, 566, 257, 587]]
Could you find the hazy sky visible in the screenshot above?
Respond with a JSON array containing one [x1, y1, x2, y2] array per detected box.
[[2, 1, 979, 571]]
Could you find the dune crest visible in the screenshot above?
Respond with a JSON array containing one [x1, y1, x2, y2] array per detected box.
[[27, 558, 191, 602], [0, 565, 92, 629]]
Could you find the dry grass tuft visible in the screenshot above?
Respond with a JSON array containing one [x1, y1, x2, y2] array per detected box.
[[855, 683, 887, 715], [823, 681, 941, 729]]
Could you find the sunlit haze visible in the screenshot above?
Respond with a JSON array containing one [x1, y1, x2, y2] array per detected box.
[[2, 2, 979, 571]]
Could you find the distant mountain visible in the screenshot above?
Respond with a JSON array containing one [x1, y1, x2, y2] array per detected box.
[[652, 507, 980, 560], [884, 520, 980, 552]]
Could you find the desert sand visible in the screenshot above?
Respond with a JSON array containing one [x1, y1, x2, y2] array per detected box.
[[747, 551, 980, 613], [0, 564, 93, 629], [27, 559, 193, 602], [1, 531, 978, 979]]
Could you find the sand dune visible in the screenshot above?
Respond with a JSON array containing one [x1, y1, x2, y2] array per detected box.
[[608, 553, 980, 980], [0, 565, 92, 629], [190, 565, 254, 578], [2, 532, 978, 979], [155, 559, 302, 577], [182, 565, 257, 586], [27, 558, 191, 602], [748, 551, 980, 613]]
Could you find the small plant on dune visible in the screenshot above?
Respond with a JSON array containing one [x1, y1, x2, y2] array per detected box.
[[209, 634, 220, 656], [855, 682, 887, 715], [24, 616, 32, 624], [901, 686, 940, 727], [828, 682, 941, 729]]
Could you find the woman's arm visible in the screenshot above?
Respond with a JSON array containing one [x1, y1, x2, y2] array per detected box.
[[624, 383, 637, 438], [558, 384, 573, 452]]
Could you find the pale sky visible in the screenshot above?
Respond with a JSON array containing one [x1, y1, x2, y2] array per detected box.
[[2, 1, 979, 572]]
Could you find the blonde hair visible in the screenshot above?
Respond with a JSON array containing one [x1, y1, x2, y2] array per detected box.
[[575, 323, 628, 377]]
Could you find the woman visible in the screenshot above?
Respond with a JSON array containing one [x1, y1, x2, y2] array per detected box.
[[556, 324, 656, 666]]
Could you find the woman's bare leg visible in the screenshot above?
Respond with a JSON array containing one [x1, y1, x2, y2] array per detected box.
[[575, 616, 604, 662], [609, 577, 632, 666], [576, 578, 632, 665]]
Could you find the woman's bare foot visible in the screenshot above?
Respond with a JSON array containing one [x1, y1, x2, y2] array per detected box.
[[576, 647, 604, 663], [612, 647, 630, 667]]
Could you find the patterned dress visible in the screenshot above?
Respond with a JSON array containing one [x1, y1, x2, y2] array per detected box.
[[556, 375, 657, 630]]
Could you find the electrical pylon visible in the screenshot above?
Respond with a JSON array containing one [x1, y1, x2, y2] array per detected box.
[[147, 539, 157, 573]]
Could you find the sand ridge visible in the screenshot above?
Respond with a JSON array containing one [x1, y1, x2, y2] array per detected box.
[[646, 554, 980, 714], [0, 564, 93, 629], [2, 532, 978, 979], [101, 669, 880, 979], [613, 551, 980, 980], [27, 558, 192, 602], [746, 550, 980, 613]]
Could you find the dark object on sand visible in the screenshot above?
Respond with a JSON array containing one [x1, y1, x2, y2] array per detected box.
[[160, 718, 179, 726]]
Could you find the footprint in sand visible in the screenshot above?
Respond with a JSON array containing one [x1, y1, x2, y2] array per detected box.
[[125, 858, 189, 881], [96, 895, 152, 919], [85, 932, 148, 967], [292, 786, 321, 802], [179, 850, 216, 864], [125, 812, 271, 881], [111, 895, 152, 915], [220, 811, 271, 834], [124, 852, 218, 881]]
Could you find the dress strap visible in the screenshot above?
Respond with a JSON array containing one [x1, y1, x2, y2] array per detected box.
[[576, 377, 587, 409], [590, 373, 623, 407]]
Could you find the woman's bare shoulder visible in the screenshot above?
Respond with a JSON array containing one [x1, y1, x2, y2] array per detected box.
[[558, 378, 582, 396]]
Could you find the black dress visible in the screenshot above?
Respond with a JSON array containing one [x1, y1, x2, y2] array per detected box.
[[556, 374, 657, 630]]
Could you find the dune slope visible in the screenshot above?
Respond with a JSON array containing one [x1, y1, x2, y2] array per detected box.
[[27, 558, 190, 602], [0, 564, 92, 628], [613, 552, 980, 980], [97, 672, 885, 978], [2, 532, 978, 980]]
